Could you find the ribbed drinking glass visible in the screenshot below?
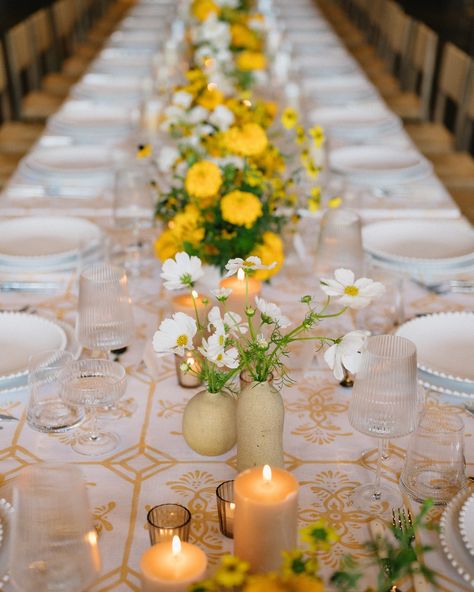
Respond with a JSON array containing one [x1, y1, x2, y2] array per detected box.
[[348, 334, 418, 508]]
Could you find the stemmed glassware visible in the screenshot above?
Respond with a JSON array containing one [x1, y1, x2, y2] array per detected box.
[[60, 358, 127, 455], [10, 463, 101, 591], [348, 334, 418, 508]]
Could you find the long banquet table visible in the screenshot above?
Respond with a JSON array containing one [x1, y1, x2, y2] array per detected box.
[[0, 0, 473, 590]]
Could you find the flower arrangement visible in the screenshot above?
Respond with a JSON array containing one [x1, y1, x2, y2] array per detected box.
[[152, 252, 385, 387], [190, 502, 437, 592]]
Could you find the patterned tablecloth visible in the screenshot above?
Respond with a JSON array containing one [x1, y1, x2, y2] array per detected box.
[[0, 263, 472, 592]]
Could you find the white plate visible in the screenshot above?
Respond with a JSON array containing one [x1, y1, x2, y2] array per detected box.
[[309, 104, 400, 138], [396, 312, 474, 384], [24, 146, 119, 176], [0, 217, 101, 264], [297, 54, 357, 76], [0, 313, 67, 381], [303, 76, 377, 104], [73, 73, 145, 103], [363, 220, 474, 267], [459, 493, 474, 557], [440, 488, 474, 587], [330, 145, 431, 181], [50, 102, 132, 131]]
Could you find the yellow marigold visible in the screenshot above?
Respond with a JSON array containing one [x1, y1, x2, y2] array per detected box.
[[214, 555, 249, 588], [285, 574, 324, 592], [221, 190, 263, 228], [224, 123, 268, 156], [154, 228, 179, 261], [243, 574, 287, 592], [236, 51, 267, 71], [154, 205, 205, 261], [231, 23, 261, 50], [281, 107, 299, 130], [185, 161, 222, 205], [191, 0, 219, 21], [251, 231, 284, 280], [197, 85, 225, 110]]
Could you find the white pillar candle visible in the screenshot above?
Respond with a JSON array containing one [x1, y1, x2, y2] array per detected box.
[[140, 536, 207, 592], [234, 465, 298, 572]]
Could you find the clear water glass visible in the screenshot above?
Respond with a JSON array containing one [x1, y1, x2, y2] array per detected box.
[[400, 407, 465, 505], [348, 334, 418, 508], [10, 463, 100, 592], [60, 359, 127, 456], [26, 350, 83, 433], [315, 208, 364, 277], [77, 263, 134, 354], [357, 267, 404, 334]]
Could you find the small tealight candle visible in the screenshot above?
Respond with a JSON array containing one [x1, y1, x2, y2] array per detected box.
[[175, 352, 202, 388], [140, 535, 208, 592], [171, 291, 209, 317], [234, 465, 298, 572], [220, 269, 261, 314]]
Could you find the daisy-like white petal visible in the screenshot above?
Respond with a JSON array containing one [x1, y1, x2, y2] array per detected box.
[[199, 335, 239, 369], [223, 310, 248, 335], [161, 252, 204, 290], [224, 256, 276, 278], [324, 330, 369, 381], [255, 296, 291, 328], [211, 287, 232, 302], [320, 268, 385, 310], [153, 312, 197, 357]]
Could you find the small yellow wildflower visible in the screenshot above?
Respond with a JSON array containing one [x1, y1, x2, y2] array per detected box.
[[295, 125, 306, 144], [185, 161, 222, 204], [214, 555, 250, 588], [308, 187, 321, 213], [136, 144, 152, 159], [281, 107, 299, 130], [304, 158, 321, 179], [189, 580, 216, 592], [221, 190, 263, 228], [236, 51, 267, 71], [309, 125, 325, 148], [328, 196, 342, 208], [300, 520, 339, 552], [281, 550, 307, 577]]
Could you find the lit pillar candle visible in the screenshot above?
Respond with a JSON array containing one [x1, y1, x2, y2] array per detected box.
[[175, 352, 202, 388], [140, 535, 208, 592], [234, 465, 298, 573], [220, 269, 261, 314], [171, 290, 209, 317]]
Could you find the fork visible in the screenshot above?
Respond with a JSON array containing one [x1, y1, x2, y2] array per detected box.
[[392, 508, 430, 592]]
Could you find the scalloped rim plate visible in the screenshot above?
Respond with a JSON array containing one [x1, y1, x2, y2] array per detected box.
[[396, 312, 474, 385], [440, 488, 474, 587], [459, 493, 474, 557]]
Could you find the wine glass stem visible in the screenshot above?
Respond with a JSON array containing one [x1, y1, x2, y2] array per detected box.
[[381, 439, 390, 461], [88, 407, 99, 442], [373, 438, 383, 501]]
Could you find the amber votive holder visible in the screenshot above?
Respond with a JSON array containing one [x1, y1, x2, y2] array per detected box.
[[216, 480, 235, 539], [175, 352, 202, 388], [147, 503, 191, 545]]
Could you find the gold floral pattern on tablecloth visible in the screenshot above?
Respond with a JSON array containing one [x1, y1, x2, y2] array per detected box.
[[94, 501, 116, 536]]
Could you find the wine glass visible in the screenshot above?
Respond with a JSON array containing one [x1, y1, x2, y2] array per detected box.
[[10, 463, 101, 591], [348, 334, 418, 508], [77, 262, 134, 357], [60, 359, 127, 455], [113, 164, 155, 276]]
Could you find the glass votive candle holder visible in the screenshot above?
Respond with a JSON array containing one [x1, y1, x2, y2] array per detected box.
[[175, 353, 202, 388], [147, 503, 191, 545], [216, 480, 235, 539]]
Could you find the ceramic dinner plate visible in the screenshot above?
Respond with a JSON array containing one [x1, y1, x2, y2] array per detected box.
[[330, 145, 431, 182], [303, 76, 376, 104], [396, 312, 474, 385], [0, 313, 67, 381], [50, 102, 132, 131], [459, 493, 474, 557], [440, 488, 474, 587], [73, 73, 145, 102], [0, 217, 101, 265], [297, 53, 357, 76], [363, 220, 474, 267], [309, 104, 400, 138]]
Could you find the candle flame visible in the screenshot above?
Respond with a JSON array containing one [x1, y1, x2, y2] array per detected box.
[[172, 535, 181, 556], [191, 290, 198, 299], [207, 82, 217, 91], [243, 99, 252, 107], [263, 464, 272, 482], [237, 268, 245, 281], [229, 502, 236, 511]]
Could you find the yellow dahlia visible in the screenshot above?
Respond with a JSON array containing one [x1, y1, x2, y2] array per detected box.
[[224, 123, 268, 156], [221, 190, 263, 228], [185, 161, 222, 205], [251, 231, 284, 280], [236, 51, 267, 71], [231, 23, 261, 50], [154, 205, 204, 261], [191, 0, 219, 21]]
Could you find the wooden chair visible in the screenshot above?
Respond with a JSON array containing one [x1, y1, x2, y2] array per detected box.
[[405, 43, 472, 155], [386, 22, 438, 122], [4, 21, 63, 122]]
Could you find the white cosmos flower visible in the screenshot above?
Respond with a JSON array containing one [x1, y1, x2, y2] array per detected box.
[[223, 310, 248, 335], [196, 123, 214, 136], [320, 268, 385, 310], [172, 91, 193, 109], [255, 296, 291, 328], [209, 105, 235, 130], [161, 252, 204, 290], [153, 312, 197, 357], [224, 256, 276, 278], [157, 146, 180, 173], [199, 336, 239, 368], [324, 330, 370, 381], [188, 106, 209, 124], [211, 287, 232, 301]]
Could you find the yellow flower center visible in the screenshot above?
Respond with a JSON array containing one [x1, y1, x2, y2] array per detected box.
[[176, 335, 188, 346], [344, 285, 359, 296], [219, 335, 224, 346], [217, 353, 223, 361]]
